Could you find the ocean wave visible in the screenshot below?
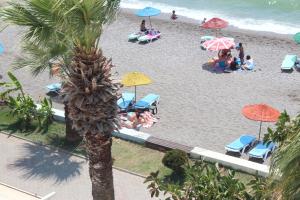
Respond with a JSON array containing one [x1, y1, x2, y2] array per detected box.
[[120, 0, 300, 35]]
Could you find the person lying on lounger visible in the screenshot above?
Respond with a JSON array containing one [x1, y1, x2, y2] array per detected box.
[[241, 55, 254, 70]]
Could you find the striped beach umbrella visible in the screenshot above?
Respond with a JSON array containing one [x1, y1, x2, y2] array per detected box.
[[202, 37, 234, 51]]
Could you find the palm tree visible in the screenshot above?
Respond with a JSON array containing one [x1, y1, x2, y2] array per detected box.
[[1, 0, 121, 199], [268, 114, 300, 200]]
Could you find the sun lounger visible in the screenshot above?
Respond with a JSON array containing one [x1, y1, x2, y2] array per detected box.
[[138, 30, 161, 43], [46, 83, 61, 94], [249, 141, 276, 161], [134, 93, 160, 114], [128, 32, 145, 41], [200, 35, 215, 43], [117, 92, 135, 111], [281, 55, 297, 71], [225, 135, 256, 154]]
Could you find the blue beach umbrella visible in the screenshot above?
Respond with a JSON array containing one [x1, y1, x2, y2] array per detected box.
[[0, 43, 4, 55], [136, 7, 161, 28]]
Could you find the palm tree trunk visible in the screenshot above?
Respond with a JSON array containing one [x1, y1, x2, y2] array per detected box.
[[64, 102, 82, 143], [85, 132, 114, 200]]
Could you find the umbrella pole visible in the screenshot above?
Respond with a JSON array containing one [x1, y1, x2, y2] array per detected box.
[[258, 121, 262, 140], [134, 85, 137, 102], [149, 16, 152, 29]]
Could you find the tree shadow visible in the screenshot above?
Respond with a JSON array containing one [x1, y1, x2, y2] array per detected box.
[[9, 143, 84, 184], [46, 133, 86, 156]]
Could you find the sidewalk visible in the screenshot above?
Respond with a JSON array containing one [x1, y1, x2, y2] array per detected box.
[[0, 133, 155, 200]]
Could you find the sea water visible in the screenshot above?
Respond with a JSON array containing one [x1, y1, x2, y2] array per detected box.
[[121, 0, 300, 34]]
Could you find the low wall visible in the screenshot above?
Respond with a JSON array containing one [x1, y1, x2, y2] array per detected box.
[[50, 107, 270, 177]]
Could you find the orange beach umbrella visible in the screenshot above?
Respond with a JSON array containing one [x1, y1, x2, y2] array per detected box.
[[242, 104, 280, 140]]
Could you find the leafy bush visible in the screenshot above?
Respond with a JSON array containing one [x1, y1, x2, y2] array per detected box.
[[162, 149, 188, 171], [36, 97, 53, 129], [1, 72, 54, 130], [8, 94, 37, 129], [145, 161, 249, 200]]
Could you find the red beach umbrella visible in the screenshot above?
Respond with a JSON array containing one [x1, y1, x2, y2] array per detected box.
[[242, 104, 280, 140], [201, 17, 228, 29], [202, 37, 234, 51]]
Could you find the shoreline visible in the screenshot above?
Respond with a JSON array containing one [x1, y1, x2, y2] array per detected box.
[[120, 8, 295, 41]]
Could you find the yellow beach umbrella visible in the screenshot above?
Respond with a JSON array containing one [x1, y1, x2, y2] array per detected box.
[[121, 72, 152, 101]]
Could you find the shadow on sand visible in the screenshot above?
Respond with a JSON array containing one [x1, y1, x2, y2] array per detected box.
[[9, 143, 84, 184], [202, 62, 225, 74]]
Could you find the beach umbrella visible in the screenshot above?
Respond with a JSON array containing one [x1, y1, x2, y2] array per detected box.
[[202, 37, 234, 51], [242, 104, 280, 140], [293, 32, 300, 44], [0, 43, 4, 55], [201, 17, 228, 29], [121, 72, 152, 101], [136, 7, 161, 29]]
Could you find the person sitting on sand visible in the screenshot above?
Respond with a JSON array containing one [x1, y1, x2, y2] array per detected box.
[[230, 57, 239, 71], [171, 10, 177, 20], [140, 19, 147, 32], [241, 55, 254, 70]]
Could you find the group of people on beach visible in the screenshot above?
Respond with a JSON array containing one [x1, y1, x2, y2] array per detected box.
[[213, 43, 254, 71]]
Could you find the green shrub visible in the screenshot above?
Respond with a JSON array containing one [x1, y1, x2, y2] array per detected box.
[[36, 97, 53, 129], [8, 94, 37, 129], [162, 149, 188, 171]]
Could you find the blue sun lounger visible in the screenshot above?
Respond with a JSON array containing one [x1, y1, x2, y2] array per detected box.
[[46, 83, 62, 94], [134, 93, 160, 114], [249, 141, 276, 161], [281, 55, 297, 71], [225, 135, 256, 154], [117, 92, 135, 111]]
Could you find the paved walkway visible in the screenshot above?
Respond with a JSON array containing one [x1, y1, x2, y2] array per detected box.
[[0, 133, 156, 200]]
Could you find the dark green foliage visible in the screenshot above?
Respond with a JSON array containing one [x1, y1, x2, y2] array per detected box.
[[162, 149, 188, 172], [8, 94, 37, 129], [264, 110, 291, 147], [0, 72, 53, 130], [36, 97, 54, 130], [145, 161, 250, 200], [265, 112, 300, 200]]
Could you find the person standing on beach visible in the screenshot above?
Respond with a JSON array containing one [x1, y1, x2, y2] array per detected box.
[[171, 10, 177, 20], [238, 43, 244, 64]]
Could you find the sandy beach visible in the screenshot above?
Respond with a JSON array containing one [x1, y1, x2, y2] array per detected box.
[[1, 8, 300, 155]]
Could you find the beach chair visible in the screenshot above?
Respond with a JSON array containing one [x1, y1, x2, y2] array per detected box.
[[200, 35, 215, 43], [225, 135, 256, 154], [128, 32, 144, 41], [248, 141, 276, 161], [281, 55, 297, 71], [0, 43, 4, 55], [117, 92, 135, 111], [134, 93, 160, 114], [46, 83, 62, 94], [138, 30, 161, 43]]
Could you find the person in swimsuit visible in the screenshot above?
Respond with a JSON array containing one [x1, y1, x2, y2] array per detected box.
[[171, 10, 177, 20], [140, 20, 147, 32], [238, 43, 244, 64]]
